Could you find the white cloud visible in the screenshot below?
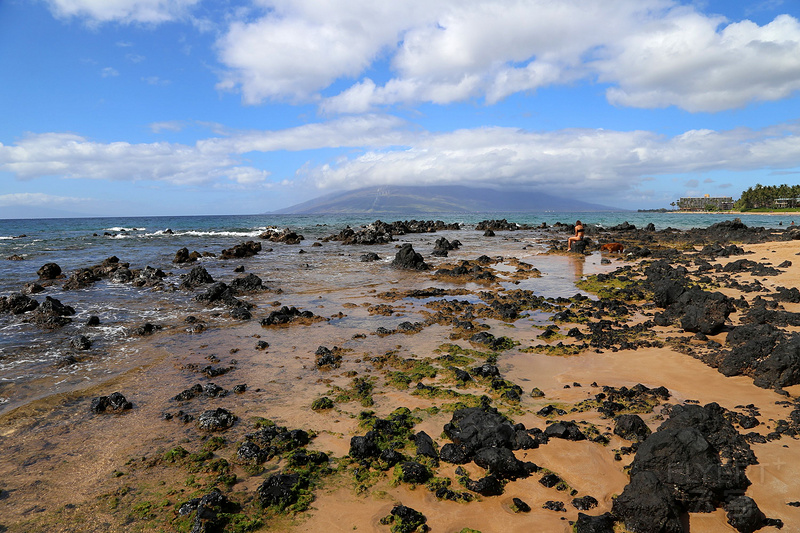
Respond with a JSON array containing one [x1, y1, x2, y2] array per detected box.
[[0, 192, 91, 207], [602, 13, 800, 111], [214, 0, 800, 113], [0, 132, 237, 185], [149, 120, 186, 133], [4, 120, 800, 203], [223, 166, 270, 185], [215, 0, 440, 104], [45, 0, 200, 24], [101, 67, 119, 77], [302, 121, 800, 198], [0, 116, 408, 187]]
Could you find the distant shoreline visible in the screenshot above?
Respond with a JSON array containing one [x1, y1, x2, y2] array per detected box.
[[666, 211, 800, 217]]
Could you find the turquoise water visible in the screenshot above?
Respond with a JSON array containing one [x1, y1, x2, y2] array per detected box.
[[1, 210, 793, 285]]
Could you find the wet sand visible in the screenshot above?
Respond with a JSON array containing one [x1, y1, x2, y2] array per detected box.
[[1, 229, 798, 532]]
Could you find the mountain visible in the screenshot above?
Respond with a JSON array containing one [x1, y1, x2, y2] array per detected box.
[[0, 205, 96, 220], [274, 185, 621, 214]]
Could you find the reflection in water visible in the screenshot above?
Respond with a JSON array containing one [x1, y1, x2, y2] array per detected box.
[[570, 254, 585, 281]]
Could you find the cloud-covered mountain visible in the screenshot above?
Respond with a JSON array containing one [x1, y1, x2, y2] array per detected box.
[[274, 185, 621, 214]]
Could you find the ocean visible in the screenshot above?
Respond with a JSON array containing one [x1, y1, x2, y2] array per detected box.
[[0, 210, 793, 414]]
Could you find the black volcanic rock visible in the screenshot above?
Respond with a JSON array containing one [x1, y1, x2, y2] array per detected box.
[[392, 243, 429, 270]]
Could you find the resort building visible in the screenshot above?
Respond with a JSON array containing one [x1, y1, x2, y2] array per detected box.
[[774, 198, 800, 209], [677, 195, 734, 212]]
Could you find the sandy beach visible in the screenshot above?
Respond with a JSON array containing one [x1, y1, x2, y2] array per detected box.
[[1, 220, 799, 533]]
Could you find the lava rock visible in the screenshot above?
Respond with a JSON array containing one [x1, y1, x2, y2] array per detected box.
[[180, 265, 214, 288], [37, 262, 62, 279], [90, 392, 132, 413], [231, 273, 264, 293], [574, 512, 616, 533], [391, 243, 429, 270], [614, 414, 651, 442], [398, 461, 431, 484], [198, 408, 236, 431], [0, 293, 39, 315], [70, 335, 92, 350], [612, 471, 685, 533], [256, 473, 306, 510], [544, 421, 586, 441]]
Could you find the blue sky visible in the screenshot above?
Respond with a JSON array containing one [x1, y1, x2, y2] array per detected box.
[[2, 0, 800, 216]]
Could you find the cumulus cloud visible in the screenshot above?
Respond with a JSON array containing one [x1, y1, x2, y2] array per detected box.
[[45, 0, 200, 24], [213, 0, 800, 113], [602, 13, 800, 111], [302, 122, 800, 199], [0, 132, 238, 185], [0, 116, 408, 187], [4, 120, 800, 203]]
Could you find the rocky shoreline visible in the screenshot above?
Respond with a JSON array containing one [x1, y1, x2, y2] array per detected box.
[[1, 218, 799, 532]]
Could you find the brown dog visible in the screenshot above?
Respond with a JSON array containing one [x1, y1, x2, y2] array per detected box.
[[600, 243, 624, 253]]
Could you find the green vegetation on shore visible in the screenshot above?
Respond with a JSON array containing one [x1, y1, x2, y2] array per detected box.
[[735, 183, 800, 211]]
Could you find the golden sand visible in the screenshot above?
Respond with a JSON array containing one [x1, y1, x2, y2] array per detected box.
[[0, 234, 798, 532]]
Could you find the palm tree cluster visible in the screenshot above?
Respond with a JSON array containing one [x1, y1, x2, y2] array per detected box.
[[735, 183, 800, 210]]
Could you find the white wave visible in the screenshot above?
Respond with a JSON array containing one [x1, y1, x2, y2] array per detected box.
[[104, 227, 145, 232], [0, 236, 15, 240], [174, 230, 264, 238]]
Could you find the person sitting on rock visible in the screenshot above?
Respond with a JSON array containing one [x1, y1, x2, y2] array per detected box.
[[567, 220, 584, 251]]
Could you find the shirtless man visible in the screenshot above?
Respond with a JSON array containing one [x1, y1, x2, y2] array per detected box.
[[567, 220, 584, 251]]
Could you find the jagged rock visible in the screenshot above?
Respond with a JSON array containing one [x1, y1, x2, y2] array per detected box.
[[614, 414, 651, 442], [432, 237, 460, 257], [31, 296, 75, 328], [178, 488, 233, 533], [63, 268, 100, 290], [37, 262, 62, 279], [464, 474, 504, 496], [544, 421, 586, 441], [360, 252, 380, 262], [195, 282, 252, 310], [132, 266, 166, 288], [0, 293, 39, 314], [391, 243, 429, 270], [725, 496, 768, 533], [349, 432, 380, 459], [260, 306, 316, 326], [90, 392, 132, 413], [413, 431, 437, 461], [237, 441, 269, 464], [259, 227, 304, 244], [398, 461, 431, 484], [230, 273, 264, 293], [132, 322, 161, 336], [220, 241, 262, 259], [574, 512, 616, 533], [473, 447, 535, 480], [443, 404, 517, 455], [572, 495, 599, 511], [612, 471, 685, 533], [256, 473, 306, 510], [381, 504, 428, 533], [314, 346, 342, 368], [180, 265, 214, 288], [439, 443, 471, 464], [70, 335, 91, 350], [197, 408, 236, 431]]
